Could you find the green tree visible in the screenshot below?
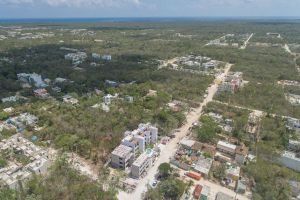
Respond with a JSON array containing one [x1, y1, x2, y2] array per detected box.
[[158, 163, 172, 179]]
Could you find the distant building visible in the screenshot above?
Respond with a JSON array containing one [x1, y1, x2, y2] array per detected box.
[[17, 73, 47, 88], [111, 144, 134, 170], [281, 151, 300, 172], [62, 95, 79, 105], [65, 52, 87, 65], [125, 96, 134, 103], [33, 88, 49, 99], [289, 139, 300, 151], [103, 94, 118, 105], [102, 54, 112, 61], [2, 96, 18, 103], [286, 118, 300, 135], [105, 80, 118, 87]]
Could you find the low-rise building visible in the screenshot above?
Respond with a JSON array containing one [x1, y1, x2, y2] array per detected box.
[[17, 73, 47, 88], [33, 88, 49, 99], [0, 136, 51, 189], [215, 192, 234, 200], [226, 165, 241, 181], [124, 96, 134, 103], [192, 156, 213, 177], [180, 138, 196, 150], [111, 144, 133, 170], [281, 151, 300, 172], [62, 95, 79, 105], [217, 141, 237, 156], [103, 94, 118, 105], [235, 144, 249, 165], [1, 96, 18, 103], [289, 139, 300, 151], [65, 52, 87, 65]]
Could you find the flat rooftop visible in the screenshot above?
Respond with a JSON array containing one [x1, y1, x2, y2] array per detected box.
[[132, 153, 149, 167], [112, 144, 132, 158]]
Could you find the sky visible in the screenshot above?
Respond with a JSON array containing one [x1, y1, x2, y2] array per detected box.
[[0, 0, 300, 19]]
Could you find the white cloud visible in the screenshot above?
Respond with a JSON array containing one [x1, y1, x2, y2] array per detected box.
[[0, 0, 141, 7]]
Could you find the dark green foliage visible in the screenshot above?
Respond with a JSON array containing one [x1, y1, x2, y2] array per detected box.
[[196, 116, 221, 143], [158, 163, 172, 179]]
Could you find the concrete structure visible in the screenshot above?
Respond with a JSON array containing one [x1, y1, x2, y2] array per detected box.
[[65, 52, 87, 65], [281, 151, 300, 172], [180, 138, 196, 150], [236, 180, 247, 194], [102, 54, 112, 61], [226, 165, 241, 181], [193, 156, 213, 177], [111, 144, 133, 170], [217, 141, 237, 156], [62, 95, 79, 105], [103, 94, 118, 105], [122, 123, 158, 158], [105, 80, 118, 87], [286, 118, 300, 135], [215, 192, 234, 200], [33, 88, 49, 99], [125, 96, 134, 103], [131, 152, 152, 179], [17, 73, 47, 88], [289, 139, 300, 151], [235, 144, 249, 165], [289, 180, 300, 199], [1, 96, 18, 103]]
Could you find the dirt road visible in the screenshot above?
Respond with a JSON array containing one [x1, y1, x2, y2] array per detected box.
[[117, 63, 233, 200], [240, 33, 254, 50]]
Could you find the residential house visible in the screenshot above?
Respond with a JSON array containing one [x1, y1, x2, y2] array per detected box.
[[235, 144, 249, 165], [192, 155, 213, 177], [62, 95, 79, 105], [33, 88, 49, 99], [217, 141, 237, 156], [226, 165, 241, 181], [2, 96, 18, 103], [17, 73, 47, 88], [103, 94, 118, 105], [105, 80, 118, 87], [289, 139, 300, 151], [124, 96, 134, 103]]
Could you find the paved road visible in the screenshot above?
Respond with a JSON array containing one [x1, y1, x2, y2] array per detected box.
[[117, 63, 233, 200]]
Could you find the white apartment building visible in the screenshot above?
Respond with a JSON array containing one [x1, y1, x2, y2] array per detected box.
[[121, 123, 158, 158]]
